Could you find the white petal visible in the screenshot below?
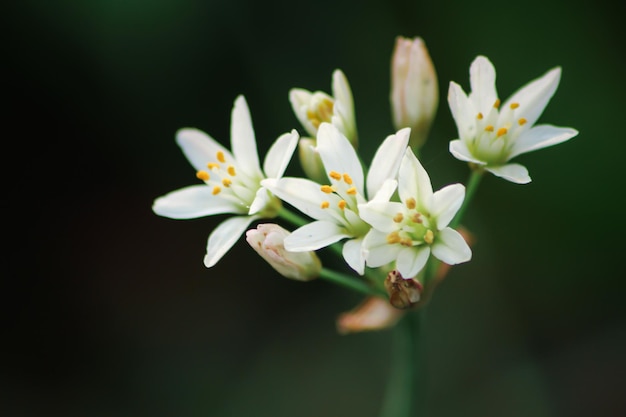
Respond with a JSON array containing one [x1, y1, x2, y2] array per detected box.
[[366, 128, 410, 199], [284, 220, 349, 251], [204, 215, 258, 267], [504, 67, 561, 127], [449, 139, 486, 165], [261, 177, 340, 222], [263, 129, 299, 179], [509, 125, 578, 160], [359, 201, 404, 233], [431, 228, 472, 265], [289, 88, 317, 137], [316, 123, 364, 193], [176, 128, 233, 172], [371, 179, 398, 203], [468, 56, 498, 113], [230, 95, 262, 177], [332, 70, 354, 116], [342, 238, 365, 275], [448, 82, 477, 141], [398, 148, 432, 212], [362, 230, 401, 268], [248, 187, 271, 215], [431, 183, 465, 229], [152, 185, 244, 219], [486, 163, 531, 184], [396, 246, 430, 278]]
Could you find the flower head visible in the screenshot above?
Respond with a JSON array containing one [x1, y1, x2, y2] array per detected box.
[[448, 56, 578, 183], [262, 123, 409, 275], [152, 95, 298, 267], [390, 36, 438, 150], [359, 147, 471, 278]]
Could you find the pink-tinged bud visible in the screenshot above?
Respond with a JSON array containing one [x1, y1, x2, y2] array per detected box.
[[384, 270, 423, 309], [246, 224, 321, 281], [390, 36, 439, 150], [336, 297, 405, 334]]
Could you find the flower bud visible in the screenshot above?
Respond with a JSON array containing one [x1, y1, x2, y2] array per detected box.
[[246, 224, 321, 281], [336, 297, 404, 334], [384, 270, 423, 309], [297, 138, 328, 184], [390, 36, 438, 150]]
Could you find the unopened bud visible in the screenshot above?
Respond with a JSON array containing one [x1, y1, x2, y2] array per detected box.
[[246, 224, 321, 281], [390, 36, 438, 150], [336, 297, 404, 334], [297, 138, 327, 184], [384, 270, 423, 309]]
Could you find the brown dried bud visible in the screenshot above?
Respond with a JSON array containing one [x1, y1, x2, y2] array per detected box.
[[384, 270, 423, 309]]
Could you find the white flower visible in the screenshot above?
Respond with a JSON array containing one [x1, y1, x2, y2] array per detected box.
[[262, 123, 410, 275], [448, 56, 578, 184], [359, 147, 471, 279], [152, 95, 299, 267]]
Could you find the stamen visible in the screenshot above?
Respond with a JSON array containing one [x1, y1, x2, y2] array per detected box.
[[216, 151, 226, 163], [207, 162, 220, 170], [484, 125, 494, 132], [329, 171, 342, 180], [406, 198, 416, 210], [346, 187, 357, 195], [411, 213, 422, 223], [222, 178, 232, 187], [476, 112, 483, 120], [400, 238, 413, 247], [320, 185, 335, 194], [212, 186, 221, 195], [343, 173, 353, 185], [386, 231, 401, 244], [493, 98, 501, 108], [496, 127, 508, 137], [338, 200, 347, 210], [510, 102, 520, 109], [518, 118, 527, 125], [423, 230, 434, 244], [320, 201, 330, 209], [393, 213, 404, 223], [196, 170, 210, 181], [227, 165, 236, 176]]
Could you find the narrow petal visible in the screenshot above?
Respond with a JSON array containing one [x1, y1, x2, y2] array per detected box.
[[359, 201, 405, 233], [504, 67, 561, 127], [248, 187, 271, 215], [486, 163, 531, 184], [284, 220, 349, 251], [449, 140, 486, 165], [468, 56, 498, 113], [396, 246, 430, 278], [448, 82, 477, 141], [263, 129, 299, 178], [316, 123, 364, 193], [398, 148, 433, 212], [152, 185, 244, 219], [204, 215, 258, 267], [342, 238, 365, 275], [366, 128, 410, 199], [176, 128, 233, 172], [509, 125, 578, 159], [371, 179, 398, 203], [289, 88, 317, 137], [362, 230, 402, 268], [431, 183, 465, 229], [261, 177, 340, 222], [431, 228, 472, 265], [230, 95, 262, 177]]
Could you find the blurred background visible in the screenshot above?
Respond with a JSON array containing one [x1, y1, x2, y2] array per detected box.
[[4, 0, 625, 416]]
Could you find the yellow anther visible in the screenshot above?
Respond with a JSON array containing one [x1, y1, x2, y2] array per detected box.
[[338, 200, 347, 210], [227, 165, 236, 176], [393, 213, 404, 223], [496, 127, 508, 137], [329, 170, 342, 180], [320, 201, 330, 209], [510, 102, 520, 109], [346, 187, 357, 195], [386, 231, 401, 244], [423, 230, 434, 244], [476, 112, 484, 120], [207, 162, 220, 170], [216, 151, 226, 163], [196, 170, 210, 181], [320, 185, 335, 194], [343, 173, 353, 185], [518, 118, 527, 125], [400, 238, 413, 247], [406, 198, 416, 210], [411, 213, 422, 223], [493, 98, 501, 108], [484, 125, 494, 132], [212, 186, 221, 195], [222, 178, 232, 187]]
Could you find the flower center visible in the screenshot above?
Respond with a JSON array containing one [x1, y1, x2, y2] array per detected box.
[[386, 197, 435, 247], [305, 95, 335, 129], [319, 170, 369, 236]]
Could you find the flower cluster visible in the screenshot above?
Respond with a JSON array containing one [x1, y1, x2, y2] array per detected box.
[[153, 36, 577, 324]]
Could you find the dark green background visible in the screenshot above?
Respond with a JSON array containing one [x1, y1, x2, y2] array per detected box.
[[5, 0, 625, 416]]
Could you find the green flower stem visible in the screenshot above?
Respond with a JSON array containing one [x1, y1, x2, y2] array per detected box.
[[449, 167, 484, 229], [379, 311, 423, 417], [277, 207, 309, 228], [319, 267, 381, 296]]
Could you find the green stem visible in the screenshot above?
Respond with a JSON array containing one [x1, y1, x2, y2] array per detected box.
[[277, 207, 309, 228], [318, 267, 380, 296], [379, 311, 422, 417], [449, 167, 483, 229]]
